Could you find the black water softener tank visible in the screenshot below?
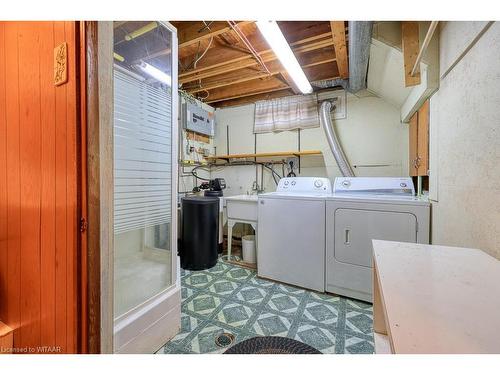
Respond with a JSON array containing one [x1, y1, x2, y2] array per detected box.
[[180, 196, 219, 270]]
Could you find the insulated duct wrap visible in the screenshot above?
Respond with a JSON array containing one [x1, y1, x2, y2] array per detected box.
[[312, 21, 373, 93], [319, 100, 355, 177], [347, 21, 373, 93]]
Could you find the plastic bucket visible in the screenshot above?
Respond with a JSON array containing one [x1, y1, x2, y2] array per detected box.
[[242, 235, 256, 263]]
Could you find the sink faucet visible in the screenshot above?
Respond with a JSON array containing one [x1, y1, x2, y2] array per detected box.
[[251, 180, 264, 195]]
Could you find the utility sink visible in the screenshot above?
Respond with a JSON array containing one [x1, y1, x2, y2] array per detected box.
[[225, 194, 258, 222]]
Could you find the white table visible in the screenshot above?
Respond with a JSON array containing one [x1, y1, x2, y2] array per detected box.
[[224, 195, 258, 261], [372, 239, 500, 354]]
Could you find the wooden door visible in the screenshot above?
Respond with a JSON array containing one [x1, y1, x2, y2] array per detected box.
[[0, 21, 82, 354], [417, 99, 429, 176], [408, 112, 419, 176], [408, 99, 430, 177]]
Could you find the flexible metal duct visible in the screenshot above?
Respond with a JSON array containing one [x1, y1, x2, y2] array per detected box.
[[312, 78, 348, 90], [319, 100, 355, 177], [314, 21, 373, 176]]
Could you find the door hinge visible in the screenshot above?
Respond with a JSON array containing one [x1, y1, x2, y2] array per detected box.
[[80, 217, 88, 232]]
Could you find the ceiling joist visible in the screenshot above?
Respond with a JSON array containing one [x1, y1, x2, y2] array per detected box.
[[172, 21, 348, 107], [401, 21, 421, 87], [185, 50, 336, 94], [176, 21, 254, 49], [179, 31, 333, 79], [205, 76, 290, 103], [330, 21, 349, 79], [213, 89, 295, 108], [180, 37, 334, 85]]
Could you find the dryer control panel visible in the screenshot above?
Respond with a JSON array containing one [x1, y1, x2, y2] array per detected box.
[[276, 177, 332, 194], [333, 177, 415, 196]]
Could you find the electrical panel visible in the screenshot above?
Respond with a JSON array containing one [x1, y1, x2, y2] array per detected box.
[[182, 101, 215, 136]]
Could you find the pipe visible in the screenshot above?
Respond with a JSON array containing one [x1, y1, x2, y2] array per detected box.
[[410, 21, 439, 77], [319, 100, 354, 177]]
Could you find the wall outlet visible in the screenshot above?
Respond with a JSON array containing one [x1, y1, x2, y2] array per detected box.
[[285, 157, 299, 175]]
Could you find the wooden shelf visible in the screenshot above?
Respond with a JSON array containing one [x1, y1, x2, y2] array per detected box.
[[0, 321, 14, 354], [205, 150, 322, 161]]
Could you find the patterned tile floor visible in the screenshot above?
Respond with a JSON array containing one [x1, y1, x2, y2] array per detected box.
[[157, 259, 374, 354]]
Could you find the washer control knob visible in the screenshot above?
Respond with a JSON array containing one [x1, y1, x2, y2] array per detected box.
[[342, 180, 351, 187], [284, 181, 289, 186], [291, 181, 296, 186], [314, 179, 323, 188], [400, 182, 407, 188]]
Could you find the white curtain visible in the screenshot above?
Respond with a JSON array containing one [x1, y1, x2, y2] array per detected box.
[[254, 94, 319, 133]]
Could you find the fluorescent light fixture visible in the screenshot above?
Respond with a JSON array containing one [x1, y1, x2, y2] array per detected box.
[[136, 61, 171, 86], [256, 21, 313, 94]]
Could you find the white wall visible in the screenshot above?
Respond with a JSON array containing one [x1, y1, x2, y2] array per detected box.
[[212, 91, 409, 196], [429, 21, 500, 259]]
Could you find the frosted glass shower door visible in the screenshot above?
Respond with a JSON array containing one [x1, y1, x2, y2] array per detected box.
[[113, 68, 174, 316], [112, 21, 179, 353]]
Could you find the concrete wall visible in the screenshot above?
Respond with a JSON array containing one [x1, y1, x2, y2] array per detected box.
[[212, 91, 409, 197], [429, 21, 500, 259]]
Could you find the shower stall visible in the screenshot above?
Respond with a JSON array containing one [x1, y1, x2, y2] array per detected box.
[[111, 21, 179, 353]]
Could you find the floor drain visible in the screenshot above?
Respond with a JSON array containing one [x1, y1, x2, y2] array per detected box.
[[215, 332, 235, 348]]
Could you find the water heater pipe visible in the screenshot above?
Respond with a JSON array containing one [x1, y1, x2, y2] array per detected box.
[[319, 100, 355, 177]]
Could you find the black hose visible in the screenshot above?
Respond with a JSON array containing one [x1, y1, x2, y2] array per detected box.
[[190, 164, 211, 182]]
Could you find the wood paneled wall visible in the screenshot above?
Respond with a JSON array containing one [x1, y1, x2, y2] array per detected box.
[[0, 21, 80, 353]]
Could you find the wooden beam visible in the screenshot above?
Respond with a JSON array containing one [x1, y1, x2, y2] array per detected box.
[[179, 34, 333, 79], [299, 46, 336, 68], [177, 21, 253, 49], [330, 21, 349, 79], [207, 85, 290, 104], [195, 63, 338, 105], [410, 21, 438, 76], [277, 71, 300, 94], [205, 76, 289, 103], [84, 21, 102, 354], [211, 89, 294, 108], [186, 70, 274, 94], [401, 21, 421, 87], [180, 37, 333, 84], [185, 49, 336, 94], [179, 29, 332, 75], [206, 150, 322, 160], [277, 21, 333, 46]]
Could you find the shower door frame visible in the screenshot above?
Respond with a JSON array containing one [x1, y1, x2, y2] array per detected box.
[[111, 21, 180, 354]]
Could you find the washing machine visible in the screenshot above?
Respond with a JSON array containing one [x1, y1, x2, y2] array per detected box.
[[326, 177, 430, 302], [257, 177, 332, 292]]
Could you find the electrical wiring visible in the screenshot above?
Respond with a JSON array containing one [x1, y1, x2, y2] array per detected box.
[[266, 163, 279, 185], [193, 36, 213, 69], [197, 89, 210, 100], [192, 160, 284, 186]]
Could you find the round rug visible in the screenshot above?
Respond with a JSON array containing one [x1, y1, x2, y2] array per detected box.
[[223, 336, 321, 354]]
